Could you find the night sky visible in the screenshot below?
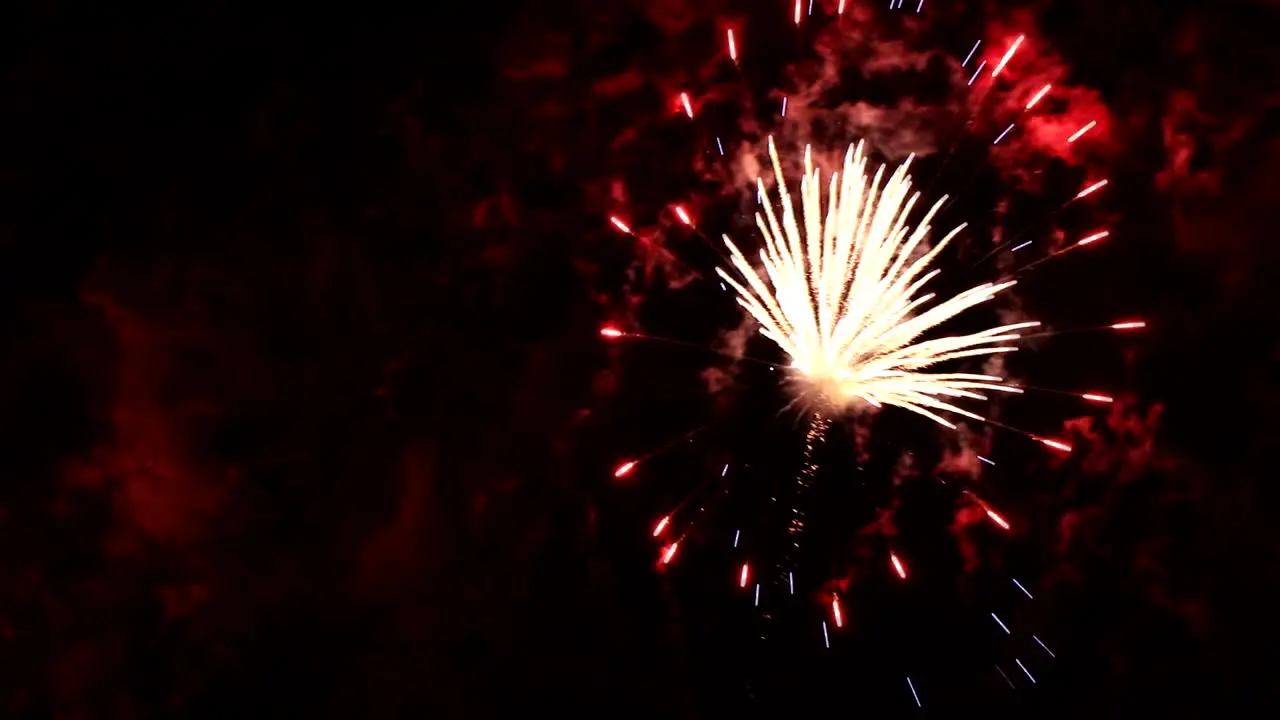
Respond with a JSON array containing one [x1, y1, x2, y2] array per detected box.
[[2, 0, 1279, 716]]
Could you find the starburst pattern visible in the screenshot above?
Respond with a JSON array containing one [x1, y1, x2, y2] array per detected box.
[[716, 137, 1039, 428]]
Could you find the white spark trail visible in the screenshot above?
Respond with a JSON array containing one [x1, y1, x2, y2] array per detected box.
[[717, 138, 1035, 426]]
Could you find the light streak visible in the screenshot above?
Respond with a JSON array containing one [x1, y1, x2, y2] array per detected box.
[[727, 29, 737, 63], [838, 0, 846, 14], [1038, 438, 1073, 453], [1034, 635, 1056, 657], [733, 529, 740, 547], [781, 95, 788, 117], [794, 0, 801, 25], [890, 552, 908, 579], [1075, 179, 1108, 199], [674, 205, 693, 226], [739, 563, 750, 588], [1068, 120, 1097, 143], [832, 595, 844, 627], [661, 542, 679, 564], [1012, 578, 1034, 599], [755, 583, 761, 606], [679, 92, 694, 119], [978, 455, 995, 466], [968, 60, 986, 86], [1011, 240, 1032, 252], [609, 216, 632, 234], [717, 137, 1037, 428], [1076, 230, 1109, 246], [716, 137, 725, 155], [652, 515, 670, 537], [992, 612, 1011, 634], [962, 40, 981, 67], [1015, 658, 1036, 683], [789, 571, 795, 595], [1082, 393, 1113, 403], [906, 677, 921, 707], [1111, 320, 1145, 330], [985, 508, 1011, 530], [721, 463, 729, 477], [994, 124, 1015, 144], [916, 0, 924, 11], [614, 461, 635, 477], [600, 326, 624, 338], [991, 35, 1025, 77], [822, 621, 830, 648], [996, 665, 1015, 688], [1025, 84, 1052, 110], [809, 0, 814, 16]]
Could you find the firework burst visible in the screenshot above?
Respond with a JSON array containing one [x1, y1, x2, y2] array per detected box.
[[718, 137, 1036, 429]]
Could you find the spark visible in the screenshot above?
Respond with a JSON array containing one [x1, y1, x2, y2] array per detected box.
[[968, 60, 986, 86], [1068, 120, 1097, 143], [609, 216, 632, 234], [809, 0, 814, 16], [1034, 635, 1056, 657], [832, 595, 844, 627], [1011, 240, 1032, 252], [1038, 438, 1073, 453], [652, 515, 670, 537], [733, 529, 740, 547], [994, 124, 1015, 144], [1082, 393, 1113, 403], [716, 137, 1037, 428], [674, 205, 693, 226], [716, 137, 725, 156], [1015, 658, 1036, 683], [755, 583, 761, 606], [917, 0, 924, 12], [962, 40, 981, 67], [1111, 320, 1145, 330], [991, 35, 1025, 77], [739, 563, 750, 588], [600, 326, 624, 338], [985, 508, 1011, 530], [890, 552, 908, 579], [996, 665, 1015, 688], [727, 29, 737, 63], [1024, 84, 1052, 110], [822, 620, 830, 648], [978, 455, 995, 466], [1012, 578, 1034, 598], [992, 612, 1011, 634], [789, 571, 795, 595], [614, 461, 636, 477], [794, 0, 801, 25], [781, 95, 788, 117], [906, 677, 922, 707], [1075, 179, 1108, 199], [679, 92, 694, 119], [661, 542, 679, 564], [1076, 230, 1109, 246], [721, 463, 729, 477]]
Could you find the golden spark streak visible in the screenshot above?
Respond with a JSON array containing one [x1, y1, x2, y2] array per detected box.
[[716, 138, 1037, 427]]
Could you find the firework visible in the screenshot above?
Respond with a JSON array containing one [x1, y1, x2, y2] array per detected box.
[[716, 137, 1036, 429]]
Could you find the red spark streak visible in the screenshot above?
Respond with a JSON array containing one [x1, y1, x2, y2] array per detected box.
[[838, 0, 846, 14], [890, 552, 908, 580], [600, 326, 623, 338], [992, 35, 1025, 77], [1068, 121, 1097, 143], [1111, 321, 1146, 330], [1082, 393, 1114, 403], [1076, 230, 1109, 246], [661, 542, 679, 565], [614, 461, 636, 478], [1038, 438, 1073, 453], [1024, 84, 1052, 110], [652, 515, 670, 537], [985, 508, 1011, 530], [832, 595, 844, 628], [673, 205, 692, 226], [609, 216, 632, 234], [739, 563, 750, 588], [1075, 179, 1108, 199], [679, 92, 694, 119]]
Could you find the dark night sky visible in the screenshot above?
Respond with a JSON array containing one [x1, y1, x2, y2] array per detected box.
[[1, 0, 1278, 716]]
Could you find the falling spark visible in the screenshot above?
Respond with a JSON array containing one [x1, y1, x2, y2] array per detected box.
[[1012, 578, 1034, 599], [809, 0, 814, 16], [994, 124, 1015, 144], [727, 29, 737, 63], [978, 455, 995, 466], [739, 563, 750, 588], [789, 571, 795, 595], [822, 621, 830, 648], [661, 542, 679, 564], [716, 137, 725, 156], [652, 515, 670, 537], [916, 0, 924, 12], [1034, 635, 1056, 657], [721, 463, 729, 477], [1011, 240, 1032, 252], [1024, 84, 1052, 110], [614, 461, 636, 477], [985, 508, 1011, 530], [609, 216, 632, 234], [1015, 658, 1037, 683], [890, 552, 908, 579], [1082, 393, 1113, 403], [1038, 438, 1073, 453], [1111, 320, 1145, 330], [962, 40, 981, 67], [906, 677, 922, 708], [754, 583, 761, 606], [967, 60, 986, 86], [679, 92, 694, 119], [832, 595, 844, 627], [1076, 230, 1109, 246], [996, 665, 1015, 688], [1075, 179, 1108, 199], [600, 326, 624, 338], [992, 612, 1011, 634], [991, 35, 1025, 77], [794, 0, 801, 25], [717, 137, 1037, 428], [674, 205, 693, 226], [781, 95, 788, 117], [733, 529, 740, 547], [1068, 120, 1097, 143]]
